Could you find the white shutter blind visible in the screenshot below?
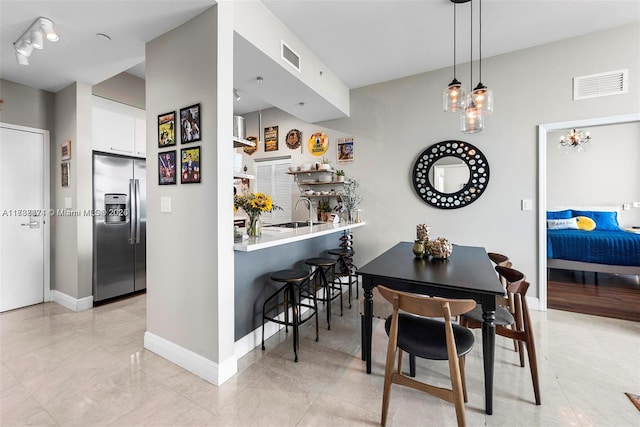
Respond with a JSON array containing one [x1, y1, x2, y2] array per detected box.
[[255, 158, 291, 224]]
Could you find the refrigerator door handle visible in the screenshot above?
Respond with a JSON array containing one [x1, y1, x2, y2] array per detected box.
[[129, 179, 136, 244], [134, 179, 141, 244]]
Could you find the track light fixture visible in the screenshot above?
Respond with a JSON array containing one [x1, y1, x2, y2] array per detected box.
[[13, 17, 59, 65]]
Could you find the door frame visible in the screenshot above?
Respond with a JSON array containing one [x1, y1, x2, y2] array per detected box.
[[536, 113, 640, 310], [1, 122, 51, 305]]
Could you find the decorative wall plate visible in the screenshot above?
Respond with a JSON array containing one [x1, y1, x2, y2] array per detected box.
[[285, 129, 302, 149], [412, 140, 490, 209], [308, 132, 329, 157]]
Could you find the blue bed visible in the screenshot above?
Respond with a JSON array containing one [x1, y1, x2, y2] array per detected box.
[[546, 208, 640, 275], [547, 229, 640, 267]]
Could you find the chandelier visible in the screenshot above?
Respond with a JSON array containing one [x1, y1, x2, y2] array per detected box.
[[443, 0, 493, 134], [559, 129, 591, 152]]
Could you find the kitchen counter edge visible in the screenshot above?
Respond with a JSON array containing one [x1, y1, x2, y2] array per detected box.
[[234, 222, 365, 252]]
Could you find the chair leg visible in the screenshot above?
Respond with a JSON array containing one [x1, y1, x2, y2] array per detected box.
[[460, 356, 468, 403], [525, 325, 541, 405], [290, 285, 299, 363], [381, 342, 398, 427], [409, 353, 416, 377], [447, 351, 467, 427]]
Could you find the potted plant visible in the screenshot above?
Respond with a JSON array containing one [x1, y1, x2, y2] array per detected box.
[[335, 169, 345, 182], [318, 157, 332, 171], [317, 198, 332, 222]]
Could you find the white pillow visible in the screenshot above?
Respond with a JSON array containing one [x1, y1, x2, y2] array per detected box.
[[547, 218, 579, 230]]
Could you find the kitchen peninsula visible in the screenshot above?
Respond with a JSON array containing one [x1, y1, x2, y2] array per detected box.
[[234, 221, 365, 354]]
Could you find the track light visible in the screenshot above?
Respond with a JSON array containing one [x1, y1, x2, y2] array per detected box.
[[15, 39, 33, 57], [13, 17, 59, 65], [233, 88, 241, 101], [15, 51, 29, 66], [30, 29, 44, 49]]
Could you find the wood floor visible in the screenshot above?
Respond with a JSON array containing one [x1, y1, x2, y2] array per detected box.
[[547, 269, 640, 322]]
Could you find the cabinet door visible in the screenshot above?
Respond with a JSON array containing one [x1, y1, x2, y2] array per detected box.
[[134, 118, 146, 158], [93, 106, 135, 155]]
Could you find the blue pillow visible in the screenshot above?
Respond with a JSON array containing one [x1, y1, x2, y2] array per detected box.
[[573, 210, 620, 231], [547, 210, 573, 220]]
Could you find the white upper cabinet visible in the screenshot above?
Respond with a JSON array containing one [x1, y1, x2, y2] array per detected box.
[[93, 96, 146, 158]]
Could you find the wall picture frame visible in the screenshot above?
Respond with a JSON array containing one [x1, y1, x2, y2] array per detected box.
[[158, 151, 177, 185], [264, 126, 278, 152], [61, 162, 70, 187], [181, 146, 201, 184], [158, 111, 176, 148], [180, 103, 201, 144], [337, 137, 355, 164], [61, 140, 72, 160]]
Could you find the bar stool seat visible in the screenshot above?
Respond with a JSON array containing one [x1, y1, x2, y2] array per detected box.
[[328, 248, 358, 308], [261, 268, 318, 362], [305, 257, 341, 330]]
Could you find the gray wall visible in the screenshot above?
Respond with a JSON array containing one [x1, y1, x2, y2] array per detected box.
[[0, 79, 54, 130], [51, 82, 93, 299], [92, 72, 146, 109], [146, 4, 235, 370], [317, 23, 640, 299], [547, 122, 640, 226]]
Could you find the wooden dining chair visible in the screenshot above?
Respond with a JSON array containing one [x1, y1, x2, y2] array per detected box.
[[487, 252, 519, 352], [377, 286, 476, 427], [460, 266, 541, 405]]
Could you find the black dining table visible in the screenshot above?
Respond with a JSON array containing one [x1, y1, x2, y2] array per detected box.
[[357, 242, 505, 415]]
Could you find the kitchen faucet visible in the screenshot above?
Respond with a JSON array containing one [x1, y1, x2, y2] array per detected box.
[[295, 197, 313, 226]]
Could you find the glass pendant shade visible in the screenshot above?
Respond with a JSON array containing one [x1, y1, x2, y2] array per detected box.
[[460, 101, 484, 133], [443, 79, 467, 113], [470, 82, 493, 115]]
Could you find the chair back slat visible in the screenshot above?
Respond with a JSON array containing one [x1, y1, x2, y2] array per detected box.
[[377, 286, 476, 318]]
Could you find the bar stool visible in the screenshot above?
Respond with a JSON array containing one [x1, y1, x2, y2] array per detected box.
[[261, 269, 318, 362], [305, 257, 342, 330], [328, 247, 358, 308]]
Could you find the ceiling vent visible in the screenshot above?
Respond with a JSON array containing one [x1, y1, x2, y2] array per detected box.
[[281, 41, 301, 73], [573, 69, 628, 100]]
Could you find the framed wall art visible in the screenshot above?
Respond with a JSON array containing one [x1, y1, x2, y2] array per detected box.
[[158, 111, 176, 147], [61, 140, 72, 160], [180, 103, 201, 144], [181, 146, 201, 184], [61, 162, 70, 187], [158, 151, 177, 185], [264, 126, 278, 152], [337, 137, 355, 164], [243, 136, 258, 155]]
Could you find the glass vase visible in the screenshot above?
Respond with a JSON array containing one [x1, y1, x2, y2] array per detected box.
[[247, 214, 261, 237]]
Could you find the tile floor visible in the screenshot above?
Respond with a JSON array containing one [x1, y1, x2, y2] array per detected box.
[[1, 293, 639, 426]]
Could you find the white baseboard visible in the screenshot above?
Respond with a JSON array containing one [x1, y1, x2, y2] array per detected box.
[[527, 295, 542, 311], [51, 290, 93, 312], [144, 331, 237, 386]]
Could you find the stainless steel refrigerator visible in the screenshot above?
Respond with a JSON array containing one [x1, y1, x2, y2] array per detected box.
[[93, 153, 146, 303]]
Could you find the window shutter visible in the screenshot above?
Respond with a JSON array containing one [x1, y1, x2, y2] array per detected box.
[[255, 159, 292, 224]]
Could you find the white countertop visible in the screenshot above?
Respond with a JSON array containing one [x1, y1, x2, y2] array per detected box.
[[234, 221, 365, 252]]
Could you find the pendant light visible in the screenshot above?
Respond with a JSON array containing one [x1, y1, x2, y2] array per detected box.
[[468, 0, 493, 115], [442, 2, 466, 113], [462, 0, 484, 133]]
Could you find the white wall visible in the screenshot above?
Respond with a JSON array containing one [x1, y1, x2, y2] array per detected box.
[[547, 122, 640, 226]]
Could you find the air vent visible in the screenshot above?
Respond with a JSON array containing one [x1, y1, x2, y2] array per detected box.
[[573, 69, 628, 100], [281, 41, 301, 72]]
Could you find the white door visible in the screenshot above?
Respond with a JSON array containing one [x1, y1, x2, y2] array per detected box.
[[0, 124, 49, 312]]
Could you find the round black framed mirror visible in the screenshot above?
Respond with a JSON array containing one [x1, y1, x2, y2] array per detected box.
[[411, 140, 490, 209]]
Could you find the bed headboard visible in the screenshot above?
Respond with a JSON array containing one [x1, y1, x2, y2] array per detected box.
[[548, 205, 621, 216]]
